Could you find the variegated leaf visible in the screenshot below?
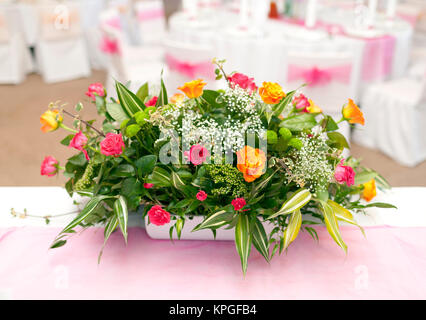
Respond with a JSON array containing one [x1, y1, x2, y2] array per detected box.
[[192, 210, 234, 232], [268, 189, 311, 219], [321, 201, 347, 253], [171, 171, 185, 190], [98, 215, 119, 264], [235, 214, 252, 275], [281, 209, 302, 253], [251, 218, 270, 262], [116, 81, 146, 117], [327, 200, 365, 237], [114, 196, 128, 243]]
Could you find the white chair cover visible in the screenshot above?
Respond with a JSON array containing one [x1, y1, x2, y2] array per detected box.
[[36, 2, 91, 83], [353, 76, 426, 167], [134, 0, 166, 45], [163, 38, 219, 94], [0, 4, 31, 84]]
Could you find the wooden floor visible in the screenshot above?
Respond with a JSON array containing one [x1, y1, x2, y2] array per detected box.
[[1, 71, 425, 187]]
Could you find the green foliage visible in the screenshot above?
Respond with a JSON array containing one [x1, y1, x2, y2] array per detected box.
[[205, 164, 248, 200]]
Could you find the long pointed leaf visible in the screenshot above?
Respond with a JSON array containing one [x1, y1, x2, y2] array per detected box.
[[192, 210, 234, 232], [114, 196, 128, 243], [321, 201, 347, 253], [156, 75, 168, 107], [281, 209, 302, 253], [116, 81, 146, 117], [251, 218, 270, 262], [235, 214, 252, 275], [328, 200, 365, 237], [268, 189, 311, 219], [98, 215, 119, 264]]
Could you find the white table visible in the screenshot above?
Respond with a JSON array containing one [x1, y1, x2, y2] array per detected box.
[[1, 186, 426, 228]]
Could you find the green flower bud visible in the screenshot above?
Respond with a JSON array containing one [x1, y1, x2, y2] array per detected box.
[[279, 127, 292, 141], [288, 138, 303, 150], [120, 119, 129, 130], [144, 106, 156, 115], [134, 111, 148, 125], [266, 130, 278, 145], [125, 124, 141, 138]]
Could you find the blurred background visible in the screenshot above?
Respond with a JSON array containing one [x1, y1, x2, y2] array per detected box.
[[0, 0, 425, 187]]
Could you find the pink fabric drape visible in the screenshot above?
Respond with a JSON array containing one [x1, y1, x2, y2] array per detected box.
[[165, 54, 215, 79], [0, 226, 425, 299], [137, 9, 165, 21], [287, 64, 352, 86]]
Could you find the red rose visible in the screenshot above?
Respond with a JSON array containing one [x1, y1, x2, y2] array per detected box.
[[144, 183, 154, 189], [69, 131, 89, 161], [146, 96, 158, 107], [85, 83, 105, 101], [100, 133, 125, 157], [148, 205, 171, 226], [228, 73, 257, 93], [40, 156, 59, 177], [196, 190, 207, 201], [231, 198, 246, 211]]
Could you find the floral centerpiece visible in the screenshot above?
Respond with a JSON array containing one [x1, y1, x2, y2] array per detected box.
[[40, 60, 393, 274]]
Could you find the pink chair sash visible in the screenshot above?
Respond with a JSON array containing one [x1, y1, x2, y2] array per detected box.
[[165, 54, 215, 79], [100, 36, 121, 55], [137, 9, 164, 21], [287, 64, 352, 86]]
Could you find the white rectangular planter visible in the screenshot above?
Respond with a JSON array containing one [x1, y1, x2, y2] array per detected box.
[[145, 215, 276, 241]]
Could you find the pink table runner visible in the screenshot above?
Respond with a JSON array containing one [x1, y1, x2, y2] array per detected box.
[[0, 226, 425, 299]]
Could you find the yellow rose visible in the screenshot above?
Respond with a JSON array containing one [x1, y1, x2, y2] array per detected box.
[[342, 98, 364, 125], [362, 179, 376, 202], [307, 99, 322, 113], [259, 82, 286, 104], [178, 79, 206, 99], [40, 109, 62, 133]]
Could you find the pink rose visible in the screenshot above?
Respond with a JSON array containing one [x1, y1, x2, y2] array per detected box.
[[293, 93, 310, 112], [334, 159, 355, 187], [148, 205, 171, 226], [99, 36, 121, 55], [146, 96, 158, 107], [196, 190, 207, 201], [40, 156, 59, 177], [144, 183, 154, 189], [69, 131, 90, 161], [228, 73, 258, 93], [85, 83, 105, 101], [184, 144, 210, 166], [231, 198, 246, 211], [100, 133, 125, 157]]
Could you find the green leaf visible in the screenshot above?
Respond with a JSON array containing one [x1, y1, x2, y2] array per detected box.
[[192, 210, 234, 232], [268, 189, 312, 219], [110, 164, 135, 177], [136, 82, 149, 101], [320, 201, 347, 253], [251, 218, 270, 262], [52, 196, 111, 246], [279, 113, 317, 131], [116, 81, 146, 117], [171, 171, 185, 190], [250, 170, 278, 198], [354, 171, 378, 185], [362, 202, 397, 209], [135, 155, 157, 176], [155, 76, 168, 107], [175, 218, 184, 240], [281, 209, 302, 253], [68, 152, 87, 166], [323, 115, 339, 132], [114, 196, 128, 243], [50, 240, 67, 249], [60, 134, 74, 146], [98, 215, 119, 264], [106, 102, 129, 122], [328, 200, 365, 237], [235, 214, 252, 275], [202, 90, 222, 109], [273, 90, 296, 117], [148, 167, 171, 187], [327, 132, 350, 149]]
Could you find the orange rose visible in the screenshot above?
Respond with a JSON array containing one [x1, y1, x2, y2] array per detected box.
[[178, 79, 206, 99], [307, 99, 322, 113], [342, 98, 365, 125], [236, 146, 267, 183], [259, 82, 286, 104], [40, 109, 62, 133], [362, 179, 376, 202], [170, 93, 185, 104]]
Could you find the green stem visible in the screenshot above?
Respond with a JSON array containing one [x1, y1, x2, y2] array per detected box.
[[122, 154, 134, 165], [59, 123, 78, 133]]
